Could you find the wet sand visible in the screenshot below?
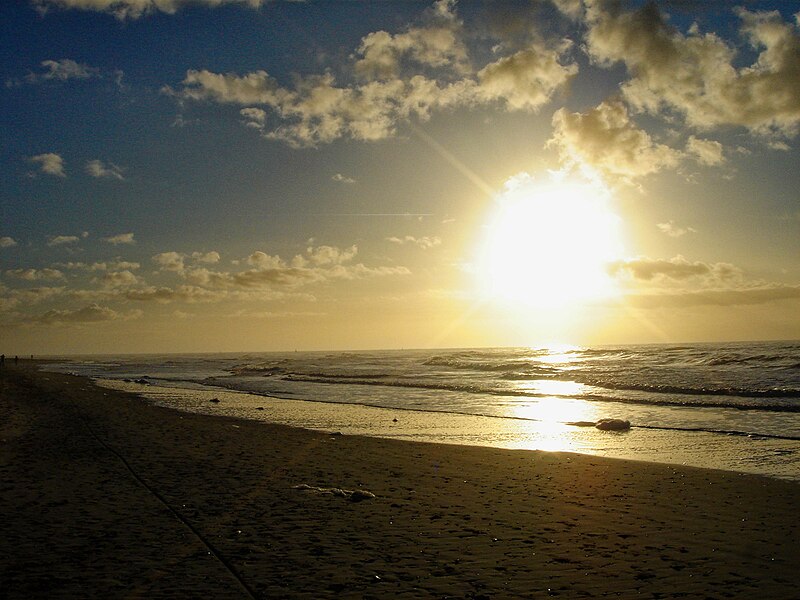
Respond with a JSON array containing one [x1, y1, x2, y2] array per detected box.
[[1, 362, 799, 598]]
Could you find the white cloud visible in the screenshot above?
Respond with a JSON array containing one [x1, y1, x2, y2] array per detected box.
[[152, 251, 186, 273], [656, 221, 697, 238], [607, 254, 799, 308], [96, 270, 141, 289], [609, 255, 741, 284], [332, 173, 356, 184], [5, 268, 65, 281], [25, 59, 99, 83], [153, 249, 220, 273], [0, 286, 66, 313], [353, 0, 468, 79], [549, 99, 683, 180], [47, 235, 80, 246], [0, 237, 17, 248], [552, 0, 583, 20], [191, 251, 220, 264], [124, 285, 228, 304], [58, 260, 140, 271], [30, 303, 141, 325], [476, 41, 577, 111], [32, 0, 270, 20], [627, 285, 800, 309], [387, 235, 442, 249], [103, 232, 135, 245], [166, 3, 578, 147], [86, 159, 126, 180], [686, 136, 725, 166], [584, 2, 800, 138], [168, 244, 409, 292], [303, 245, 358, 267], [28, 153, 66, 177], [246, 251, 284, 269]]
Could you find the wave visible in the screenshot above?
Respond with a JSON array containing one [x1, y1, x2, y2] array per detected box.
[[274, 374, 800, 412], [149, 377, 800, 443], [230, 362, 289, 376], [577, 378, 800, 399], [699, 351, 800, 367], [422, 355, 560, 374]]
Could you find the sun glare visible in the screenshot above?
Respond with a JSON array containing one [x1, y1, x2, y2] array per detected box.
[[477, 174, 624, 309]]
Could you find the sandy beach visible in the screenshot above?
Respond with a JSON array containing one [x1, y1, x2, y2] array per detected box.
[[1, 362, 799, 599]]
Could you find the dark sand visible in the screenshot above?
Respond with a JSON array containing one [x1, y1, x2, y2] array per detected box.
[[1, 362, 799, 598]]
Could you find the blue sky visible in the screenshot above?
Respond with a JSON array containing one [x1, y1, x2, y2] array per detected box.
[[2, 0, 799, 354]]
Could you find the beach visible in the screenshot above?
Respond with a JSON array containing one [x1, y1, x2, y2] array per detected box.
[[2, 362, 799, 599]]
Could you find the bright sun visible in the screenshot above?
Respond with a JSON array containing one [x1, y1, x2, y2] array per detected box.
[[477, 173, 624, 309]]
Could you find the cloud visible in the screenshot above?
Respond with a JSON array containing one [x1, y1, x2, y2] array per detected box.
[[225, 309, 326, 319], [185, 266, 318, 289], [171, 244, 408, 291], [172, 69, 479, 147], [549, 99, 682, 180], [656, 221, 697, 238], [95, 270, 141, 289], [332, 173, 356, 184], [166, 3, 578, 147], [123, 285, 227, 304], [686, 136, 725, 166], [584, 2, 800, 138], [5, 268, 65, 281], [387, 235, 442, 249], [28, 153, 66, 177], [0, 286, 65, 312], [191, 251, 220, 264], [627, 285, 800, 308], [86, 159, 126, 180], [30, 303, 141, 325], [152, 249, 220, 272], [152, 251, 186, 273], [0, 237, 17, 248], [476, 41, 578, 111], [245, 251, 283, 269], [58, 260, 140, 271], [47, 235, 80, 246], [552, 0, 583, 20], [103, 232, 135, 245], [31, 0, 269, 20], [302, 245, 358, 267], [353, 0, 469, 79], [24, 59, 100, 84], [609, 255, 740, 283]]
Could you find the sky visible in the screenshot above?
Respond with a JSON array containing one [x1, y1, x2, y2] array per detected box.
[[2, 0, 799, 354]]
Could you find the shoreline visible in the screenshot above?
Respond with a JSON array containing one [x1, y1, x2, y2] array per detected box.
[[2, 362, 800, 598], [93, 373, 800, 482]]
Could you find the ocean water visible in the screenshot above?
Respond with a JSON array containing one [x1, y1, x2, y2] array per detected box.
[[45, 341, 800, 481]]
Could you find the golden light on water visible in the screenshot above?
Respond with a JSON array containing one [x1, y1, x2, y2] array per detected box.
[[534, 343, 582, 364], [476, 173, 624, 311], [512, 392, 596, 424], [504, 391, 600, 453]]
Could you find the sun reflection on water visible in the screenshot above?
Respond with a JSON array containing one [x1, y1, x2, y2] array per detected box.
[[508, 395, 600, 453], [532, 344, 582, 365]]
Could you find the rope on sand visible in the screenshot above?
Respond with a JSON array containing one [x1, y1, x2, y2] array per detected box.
[[60, 388, 259, 600]]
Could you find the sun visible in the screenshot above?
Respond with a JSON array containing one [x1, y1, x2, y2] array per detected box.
[[476, 173, 624, 309]]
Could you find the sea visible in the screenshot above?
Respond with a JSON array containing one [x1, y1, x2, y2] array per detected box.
[[44, 340, 800, 481]]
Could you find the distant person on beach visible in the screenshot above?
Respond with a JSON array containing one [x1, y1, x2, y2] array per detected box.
[[14, 355, 18, 365]]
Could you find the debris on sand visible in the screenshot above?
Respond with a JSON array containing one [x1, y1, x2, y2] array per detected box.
[[292, 484, 376, 502], [595, 418, 631, 431]]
